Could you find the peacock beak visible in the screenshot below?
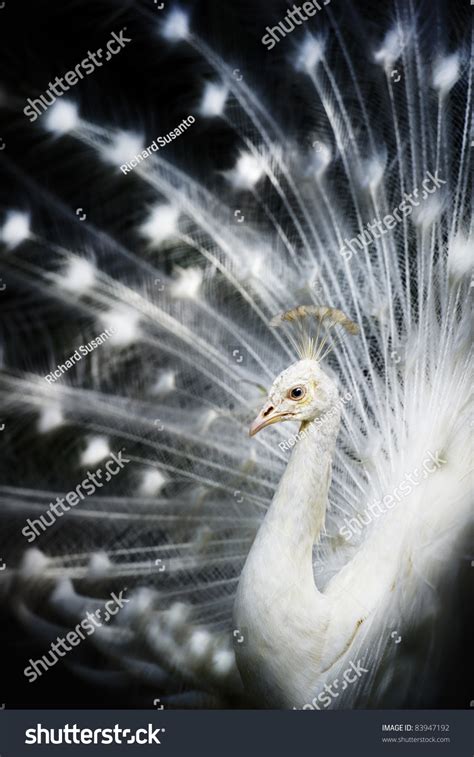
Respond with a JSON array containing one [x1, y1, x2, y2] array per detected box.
[[249, 403, 287, 437]]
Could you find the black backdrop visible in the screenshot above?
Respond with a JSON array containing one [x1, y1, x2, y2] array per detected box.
[[0, 0, 472, 709]]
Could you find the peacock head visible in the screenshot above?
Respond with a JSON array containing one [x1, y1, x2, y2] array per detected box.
[[249, 359, 339, 436], [249, 306, 358, 437]]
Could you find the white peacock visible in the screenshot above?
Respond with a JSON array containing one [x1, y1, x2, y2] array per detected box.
[[0, 3, 471, 712]]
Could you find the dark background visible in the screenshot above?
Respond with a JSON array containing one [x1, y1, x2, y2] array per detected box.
[[0, 0, 472, 708]]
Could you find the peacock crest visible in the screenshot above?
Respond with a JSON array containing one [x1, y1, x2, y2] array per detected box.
[[270, 305, 359, 361]]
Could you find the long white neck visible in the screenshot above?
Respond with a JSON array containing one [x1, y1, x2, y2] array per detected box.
[[233, 405, 342, 706], [258, 408, 341, 589]]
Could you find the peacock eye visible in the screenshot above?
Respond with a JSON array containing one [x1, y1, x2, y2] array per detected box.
[[289, 386, 306, 400]]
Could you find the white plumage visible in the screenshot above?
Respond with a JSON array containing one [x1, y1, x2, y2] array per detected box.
[[0, 1, 471, 710]]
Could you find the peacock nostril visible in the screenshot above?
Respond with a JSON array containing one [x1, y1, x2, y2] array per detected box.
[[262, 405, 274, 417]]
